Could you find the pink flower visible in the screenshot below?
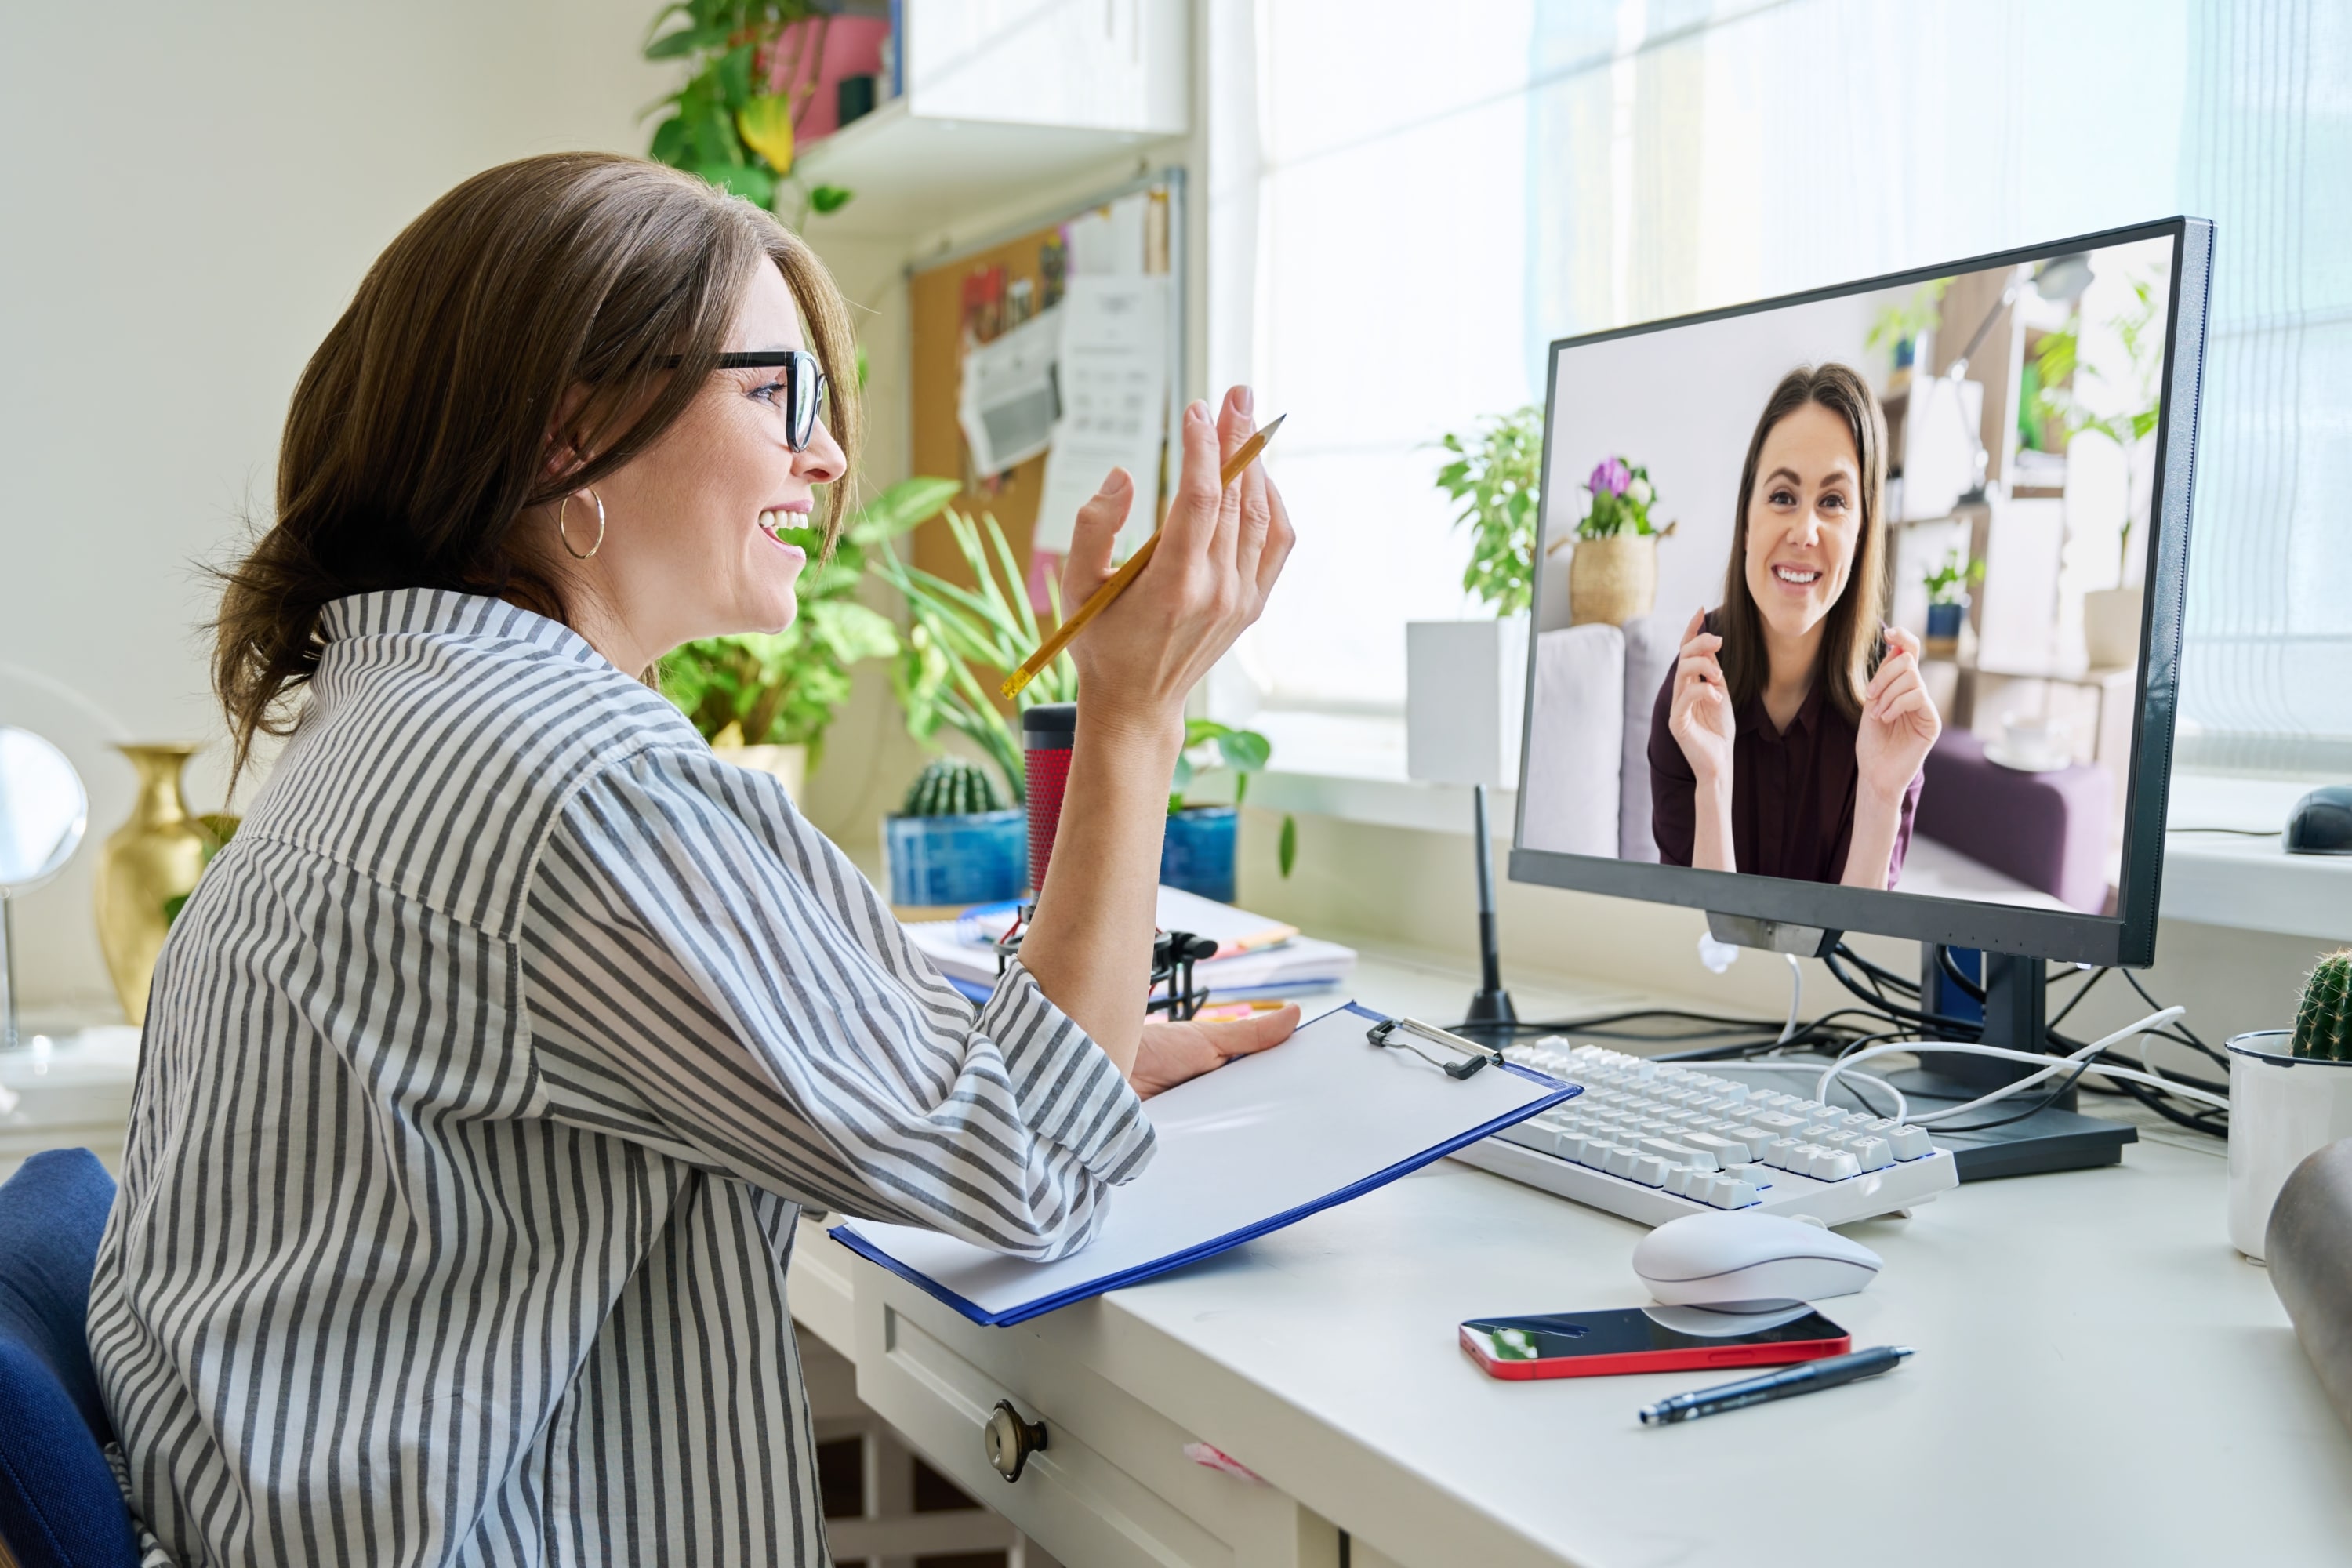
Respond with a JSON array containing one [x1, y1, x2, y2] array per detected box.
[[1588, 456, 1631, 495]]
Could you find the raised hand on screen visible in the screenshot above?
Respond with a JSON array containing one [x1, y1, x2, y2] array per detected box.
[[1668, 608, 1737, 786], [1854, 626, 1941, 803]]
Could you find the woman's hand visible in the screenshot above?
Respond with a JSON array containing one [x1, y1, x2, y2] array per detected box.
[[1668, 608, 1737, 786], [1854, 626, 1941, 802], [1130, 1004, 1300, 1098], [1060, 390, 1294, 738], [1016, 387, 1293, 1079]]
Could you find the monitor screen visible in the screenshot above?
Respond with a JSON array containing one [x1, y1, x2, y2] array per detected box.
[[1511, 219, 2210, 967]]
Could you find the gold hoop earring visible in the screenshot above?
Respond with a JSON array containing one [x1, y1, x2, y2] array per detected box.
[[557, 488, 606, 560]]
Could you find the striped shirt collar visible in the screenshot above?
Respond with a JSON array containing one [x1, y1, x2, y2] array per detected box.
[[318, 586, 612, 668]]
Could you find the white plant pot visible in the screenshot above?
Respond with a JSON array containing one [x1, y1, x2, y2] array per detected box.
[[2082, 584, 2143, 670], [1406, 615, 1529, 787], [2226, 1032, 2352, 1261]]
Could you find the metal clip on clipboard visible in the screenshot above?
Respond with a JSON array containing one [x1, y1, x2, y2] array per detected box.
[[1365, 1016, 1507, 1080]]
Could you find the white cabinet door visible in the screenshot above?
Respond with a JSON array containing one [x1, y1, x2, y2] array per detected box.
[[906, 0, 1190, 136]]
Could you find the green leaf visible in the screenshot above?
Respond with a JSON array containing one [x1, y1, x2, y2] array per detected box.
[[1216, 730, 1272, 773], [695, 160, 775, 205], [646, 23, 728, 59], [1278, 814, 1298, 879], [809, 183, 855, 214], [848, 477, 960, 544], [649, 114, 691, 166], [717, 42, 756, 107]]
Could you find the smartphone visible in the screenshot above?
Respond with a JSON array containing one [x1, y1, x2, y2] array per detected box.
[[1459, 1302, 1851, 1381]]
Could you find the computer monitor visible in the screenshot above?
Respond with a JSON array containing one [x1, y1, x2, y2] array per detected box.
[[1508, 217, 2212, 1168]]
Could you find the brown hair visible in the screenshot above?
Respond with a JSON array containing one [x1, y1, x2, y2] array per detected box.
[[213, 152, 861, 778], [1717, 363, 1888, 724]]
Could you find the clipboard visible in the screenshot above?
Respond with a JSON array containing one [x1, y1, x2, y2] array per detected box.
[[829, 1002, 1577, 1327]]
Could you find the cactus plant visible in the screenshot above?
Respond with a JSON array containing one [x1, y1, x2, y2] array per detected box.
[[2292, 949, 2352, 1062], [901, 757, 1005, 819]]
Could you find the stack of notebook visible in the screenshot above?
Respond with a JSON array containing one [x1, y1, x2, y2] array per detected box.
[[902, 885, 1356, 1003]]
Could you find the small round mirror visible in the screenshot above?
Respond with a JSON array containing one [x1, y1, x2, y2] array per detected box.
[[0, 725, 89, 895]]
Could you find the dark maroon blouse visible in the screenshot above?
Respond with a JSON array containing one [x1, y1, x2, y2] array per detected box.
[[1647, 615, 1924, 887]]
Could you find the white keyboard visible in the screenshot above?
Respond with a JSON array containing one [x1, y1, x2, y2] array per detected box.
[[1450, 1039, 1960, 1228]]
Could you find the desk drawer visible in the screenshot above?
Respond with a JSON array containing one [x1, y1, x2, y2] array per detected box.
[[847, 1256, 1339, 1568]]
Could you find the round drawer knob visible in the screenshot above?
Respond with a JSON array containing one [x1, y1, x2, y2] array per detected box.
[[983, 1399, 1048, 1483]]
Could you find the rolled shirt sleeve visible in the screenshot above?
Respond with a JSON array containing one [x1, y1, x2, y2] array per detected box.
[[521, 746, 1154, 1261]]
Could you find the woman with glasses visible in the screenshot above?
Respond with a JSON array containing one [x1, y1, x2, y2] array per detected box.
[[87, 152, 1294, 1568]]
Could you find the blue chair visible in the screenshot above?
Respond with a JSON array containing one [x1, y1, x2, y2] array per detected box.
[[0, 1150, 141, 1568]]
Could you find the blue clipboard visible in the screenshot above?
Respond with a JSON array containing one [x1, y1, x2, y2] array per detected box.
[[829, 1001, 1577, 1327]]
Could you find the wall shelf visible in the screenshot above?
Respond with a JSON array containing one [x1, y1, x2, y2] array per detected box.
[[796, 99, 1161, 245]]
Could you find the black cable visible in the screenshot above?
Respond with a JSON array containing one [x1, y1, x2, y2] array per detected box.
[[2117, 967, 2231, 1069], [1936, 944, 1987, 1004], [1839, 944, 1922, 997], [1824, 947, 1985, 1035], [1924, 1056, 2097, 1134]]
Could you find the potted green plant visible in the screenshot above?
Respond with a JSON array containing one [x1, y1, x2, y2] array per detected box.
[[886, 757, 1025, 906], [869, 507, 1075, 902], [1921, 549, 1984, 652], [1410, 408, 1542, 786], [1559, 454, 1674, 628], [2034, 268, 2166, 668], [1163, 720, 1296, 904], [662, 477, 957, 795], [641, 1, 855, 227]]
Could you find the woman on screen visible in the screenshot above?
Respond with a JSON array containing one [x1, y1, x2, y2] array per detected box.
[[1648, 363, 1940, 889]]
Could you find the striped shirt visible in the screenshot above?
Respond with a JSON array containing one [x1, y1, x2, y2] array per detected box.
[[86, 588, 1154, 1567]]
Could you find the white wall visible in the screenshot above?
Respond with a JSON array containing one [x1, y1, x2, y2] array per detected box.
[[0, 0, 670, 1018]]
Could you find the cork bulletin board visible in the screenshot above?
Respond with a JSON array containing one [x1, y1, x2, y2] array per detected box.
[[905, 174, 1181, 595]]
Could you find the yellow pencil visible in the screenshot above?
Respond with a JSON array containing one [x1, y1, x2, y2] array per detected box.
[[1001, 414, 1286, 699]]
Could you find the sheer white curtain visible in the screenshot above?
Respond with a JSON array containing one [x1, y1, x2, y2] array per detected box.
[[1224, 0, 2347, 774]]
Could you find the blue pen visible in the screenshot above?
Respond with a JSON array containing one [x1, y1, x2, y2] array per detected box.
[[1638, 1345, 1914, 1425]]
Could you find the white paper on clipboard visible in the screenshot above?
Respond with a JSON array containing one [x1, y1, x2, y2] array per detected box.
[[958, 305, 1063, 474], [830, 1003, 1573, 1325], [1033, 274, 1171, 556]]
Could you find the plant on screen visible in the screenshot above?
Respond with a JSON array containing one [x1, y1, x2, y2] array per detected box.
[[2034, 268, 2168, 577], [1922, 550, 1985, 607], [1432, 406, 1544, 616], [1578, 455, 1667, 540], [641, 1, 855, 226]]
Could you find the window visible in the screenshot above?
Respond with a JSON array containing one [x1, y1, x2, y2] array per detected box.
[[1221, 0, 2350, 777]]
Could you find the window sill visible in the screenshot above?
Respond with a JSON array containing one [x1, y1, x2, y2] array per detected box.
[[1252, 718, 2347, 943]]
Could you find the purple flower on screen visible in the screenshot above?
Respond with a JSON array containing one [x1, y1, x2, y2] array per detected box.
[[1588, 456, 1631, 495]]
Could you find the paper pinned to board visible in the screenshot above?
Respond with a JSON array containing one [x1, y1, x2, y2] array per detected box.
[[958, 304, 1063, 474], [1064, 191, 1149, 277], [1033, 274, 1171, 555]]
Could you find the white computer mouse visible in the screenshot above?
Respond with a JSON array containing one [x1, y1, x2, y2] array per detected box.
[[1632, 1211, 1882, 1308]]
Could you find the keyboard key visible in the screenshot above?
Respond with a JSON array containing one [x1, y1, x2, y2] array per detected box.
[[1817, 1150, 1862, 1181], [1628, 1156, 1671, 1188], [1707, 1178, 1761, 1209], [1603, 1145, 1642, 1179], [1724, 1163, 1774, 1188], [1638, 1138, 1719, 1173], [1890, 1126, 1936, 1160], [1682, 1131, 1751, 1166], [1849, 1138, 1895, 1171], [1751, 1112, 1809, 1136]]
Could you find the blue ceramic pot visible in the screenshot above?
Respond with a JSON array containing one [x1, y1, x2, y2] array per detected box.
[[1160, 806, 1238, 904], [885, 808, 1027, 906], [1926, 601, 1967, 640]]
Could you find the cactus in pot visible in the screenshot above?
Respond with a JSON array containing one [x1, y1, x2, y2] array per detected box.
[[2292, 949, 2352, 1061], [902, 757, 1004, 818]]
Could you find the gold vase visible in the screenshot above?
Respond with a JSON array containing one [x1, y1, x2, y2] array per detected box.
[[96, 743, 208, 1026], [1568, 534, 1659, 626]]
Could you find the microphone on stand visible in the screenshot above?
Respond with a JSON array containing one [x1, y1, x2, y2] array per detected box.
[[1463, 782, 1518, 1040]]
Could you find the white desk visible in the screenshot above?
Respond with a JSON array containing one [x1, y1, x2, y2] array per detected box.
[[789, 952, 2352, 1568], [13, 960, 2349, 1565]]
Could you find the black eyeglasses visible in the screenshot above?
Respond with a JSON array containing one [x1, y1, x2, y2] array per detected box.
[[656, 349, 829, 452]]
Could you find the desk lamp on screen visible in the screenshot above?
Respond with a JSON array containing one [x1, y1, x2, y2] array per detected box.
[[1508, 218, 2212, 1178]]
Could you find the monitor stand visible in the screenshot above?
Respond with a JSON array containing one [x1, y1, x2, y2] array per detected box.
[[1889, 946, 2136, 1181]]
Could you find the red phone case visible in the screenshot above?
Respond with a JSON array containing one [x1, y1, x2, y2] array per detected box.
[[1457, 1323, 1852, 1381]]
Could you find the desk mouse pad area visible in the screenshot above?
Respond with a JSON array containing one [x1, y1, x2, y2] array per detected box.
[[831, 1002, 1576, 1325]]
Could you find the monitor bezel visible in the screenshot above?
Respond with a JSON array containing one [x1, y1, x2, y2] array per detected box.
[[1508, 216, 2212, 969]]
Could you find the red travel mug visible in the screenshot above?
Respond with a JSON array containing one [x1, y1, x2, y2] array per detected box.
[[1022, 703, 1077, 895]]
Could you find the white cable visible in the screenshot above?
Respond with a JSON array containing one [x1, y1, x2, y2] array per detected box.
[[1777, 953, 1802, 1047], [1811, 1007, 2221, 1125]]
